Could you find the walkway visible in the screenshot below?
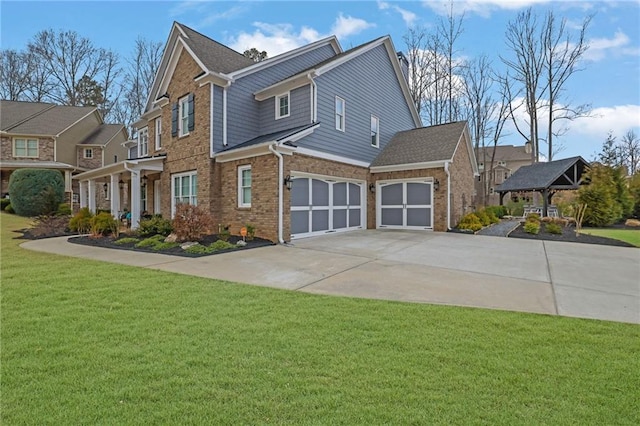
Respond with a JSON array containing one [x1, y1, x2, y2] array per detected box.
[[21, 230, 640, 324], [477, 218, 521, 237]]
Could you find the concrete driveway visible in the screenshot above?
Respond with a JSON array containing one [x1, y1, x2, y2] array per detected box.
[[22, 230, 640, 324]]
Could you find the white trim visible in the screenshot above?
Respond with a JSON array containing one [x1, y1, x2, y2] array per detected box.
[[138, 126, 149, 157], [157, 39, 208, 103], [237, 165, 252, 208], [171, 170, 197, 217], [370, 160, 448, 173], [371, 115, 380, 148], [155, 118, 162, 150], [12, 137, 39, 158], [153, 179, 161, 215], [83, 147, 93, 159], [223, 83, 229, 146], [275, 92, 290, 120], [255, 74, 311, 101], [290, 171, 366, 184], [214, 142, 296, 163], [178, 95, 189, 137], [335, 96, 345, 132], [294, 147, 370, 168]]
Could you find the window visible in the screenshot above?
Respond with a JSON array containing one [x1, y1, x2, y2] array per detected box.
[[138, 127, 148, 157], [172, 94, 194, 137], [238, 165, 251, 207], [478, 162, 484, 170], [498, 160, 506, 167], [371, 115, 379, 147], [84, 148, 93, 159], [140, 183, 147, 213], [155, 118, 162, 149], [275, 93, 290, 119], [171, 171, 197, 216], [335, 96, 345, 131], [13, 138, 38, 157]]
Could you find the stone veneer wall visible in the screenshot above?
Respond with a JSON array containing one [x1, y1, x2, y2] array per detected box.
[[1, 136, 55, 161], [77, 146, 103, 170]]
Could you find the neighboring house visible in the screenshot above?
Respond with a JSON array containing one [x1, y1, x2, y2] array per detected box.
[[75, 22, 477, 242], [475, 143, 533, 205], [0, 100, 128, 209]]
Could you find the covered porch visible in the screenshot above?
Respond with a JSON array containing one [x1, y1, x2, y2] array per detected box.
[[73, 156, 165, 229], [496, 156, 589, 217]]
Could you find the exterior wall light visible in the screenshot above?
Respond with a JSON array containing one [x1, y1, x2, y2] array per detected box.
[[283, 175, 293, 190], [434, 179, 440, 191], [369, 183, 376, 193], [103, 182, 109, 197]]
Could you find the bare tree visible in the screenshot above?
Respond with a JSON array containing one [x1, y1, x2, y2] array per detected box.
[[0, 50, 33, 100], [438, 3, 465, 123], [542, 11, 592, 160], [403, 27, 432, 116], [501, 9, 545, 162], [243, 48, 267, 62], [621, 129, 640, 175]]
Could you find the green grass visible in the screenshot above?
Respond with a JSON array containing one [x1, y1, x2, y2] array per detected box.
[[581, 228, 640, 247], [2, 213, 639, 424]]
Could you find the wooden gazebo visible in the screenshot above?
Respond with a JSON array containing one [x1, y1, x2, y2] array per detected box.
[[495, 156, 590, 217]]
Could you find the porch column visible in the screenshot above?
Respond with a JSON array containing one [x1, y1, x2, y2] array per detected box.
[[130, 170, 141, 229], [79, 180, 88, 209], [88, 179, 97, 213], [110, 174, 120, 219]]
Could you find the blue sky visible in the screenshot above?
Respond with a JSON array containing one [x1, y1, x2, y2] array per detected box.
[[1, 0, 639, 159]]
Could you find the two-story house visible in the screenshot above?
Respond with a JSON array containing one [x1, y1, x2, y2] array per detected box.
[[475, 143, 533, 205], [0, 100, 128, 208], [75, 22, 477, 242]]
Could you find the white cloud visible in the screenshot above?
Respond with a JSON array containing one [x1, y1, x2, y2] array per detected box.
[[227, 14, 375, 57], [583, 30, 639, 61], [572, 105, 640, 137], [378, 1, 418, 26], [423, 0, 551, 17]]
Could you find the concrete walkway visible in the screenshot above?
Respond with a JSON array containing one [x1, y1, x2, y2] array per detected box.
[[21, 230, 640, 324]]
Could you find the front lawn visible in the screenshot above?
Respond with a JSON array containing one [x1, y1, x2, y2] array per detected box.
[[580, 228, 640, 247], [2, 213, 639, 424]]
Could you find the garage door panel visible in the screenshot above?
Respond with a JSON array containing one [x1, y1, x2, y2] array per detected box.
[[312, 179, 329, 206], [291, 211, 309, 234], [381, 208, 403, 226], [407, 182, 430, 205], [333, 209, 347, 229], [291, 178, 309, 206], [334, 183, 347, 206], [349, 208, 361, 227], [312, 210, 329, 232], [349, 183, 361, 205], [407, 208, 431, 227], [381, 183, 403, 205]]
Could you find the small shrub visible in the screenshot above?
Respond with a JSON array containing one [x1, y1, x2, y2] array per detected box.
[[8, 169, 65, 216], [485, 205, 507, 219], [523, 221, 540, 235], [138, 215, 173, 237], [210, 240, 236, 250], [541, 216, 553, 223], [545, 222, 562, 235], [69, 208, 94, 234], [56, 203, 72, 216], [4, 204, 15, 214], [90, 212, 118, 237], [114, 237, 139, 245], [483, 209, 500, 224], [151, 241, 179, 251], [475, 210, 491, 227], [505, 199, 525, 217], [135, 235, 165, 248], [245, 224, 256, 241], [0, 198, 10, 210], [526, 213, 541, 222], [185, 243, 214, 255], [553, 217, 569, 227], [172, 204, 214, 242], [457, 213, 483, 232]]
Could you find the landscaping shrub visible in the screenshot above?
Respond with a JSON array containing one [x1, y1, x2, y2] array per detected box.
[[545, 222, 562, 235], [526, 213, 541, 222], [505, 199, 525, 217], [245, 224, 256, 241], [90, 212, 118, 237], [56, 203, 72, 216], [27, 215, 70, 238], [4, 204, 15, 214], [210, 240, 236, 250], [457, 213, 483, 232], [0, 198, 10, 210], [218, 226, 231, 242], [114, 237, 139, 245], [485, 205, 507, 219], [184, 243, 213, 255], [172, 204, 214, 242], [475, 210, 492, 227], [137, 215, 173, 237], [69, 208, 94, 234], [135, 235, 166, 248], [524, 220, 540, 234], [8, 169, 65, 217]]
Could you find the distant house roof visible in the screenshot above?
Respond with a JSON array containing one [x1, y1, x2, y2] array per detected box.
[[80, 124, 127, 146], [177, 23, 254, 74], [496, 156, 590, 193], [371, 121, 468, 168], [477, 144, 532, 164], [1, 101, 97, 136]]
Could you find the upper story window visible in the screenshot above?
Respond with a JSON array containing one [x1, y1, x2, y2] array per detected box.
[[478, 162, 484, 170], [275, 93, 290, 119], [84, 148, 93, 159], [498, 160, 506, 167], [172, 94, 195, 137], [13, 138, 38, 158], [371, 115, 379, 147], [335, 96, 345, 132], [155, 118, 162, 149], [238, 165, 252, 207], [138, 127, 148, 157]]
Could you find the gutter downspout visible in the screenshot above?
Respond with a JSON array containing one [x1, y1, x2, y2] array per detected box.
[[268, 143, 285, 244], [209, 82, 214, 157], [307, 72, 317, 122], [445, 161, 451, 230], [222, 81, 231, 147]]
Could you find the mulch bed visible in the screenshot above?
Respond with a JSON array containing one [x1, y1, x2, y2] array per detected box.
[[67, 233, 275, 257], [507, 223, 636, 247]]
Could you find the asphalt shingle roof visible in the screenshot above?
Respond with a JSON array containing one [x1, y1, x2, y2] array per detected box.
[[221, 123, 319, 152], [477, 144, 532, 163], [371, 121, 467, 167], [2, 102, 97, 136], [80, 124, 125, 146], [177, 23, 254, 74], [1, 100, 55, 131], [496, 156, 589, 192]]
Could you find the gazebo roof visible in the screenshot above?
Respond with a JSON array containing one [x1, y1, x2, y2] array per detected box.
[[496, 156, 590, 193]]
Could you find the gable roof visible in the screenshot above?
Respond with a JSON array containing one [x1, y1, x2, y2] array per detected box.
[[0, 100, 98, 136], [371, 121, 468, 169], [477, 144, 532, 163], [496, 156, 590, 193], [79, 124, 127, 146]]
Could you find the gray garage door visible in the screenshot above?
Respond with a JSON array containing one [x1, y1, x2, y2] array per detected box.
[[290, 177, 363, 239], [377, 181, 433, 230]]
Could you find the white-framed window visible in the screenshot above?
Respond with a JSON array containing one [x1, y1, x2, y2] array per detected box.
[[498, 160, 506, 167], [171, 171, 197, 216], [13, 138, 38, 158], [275, 93, 290, 119], [335, 96, 345, 131], [371, 115, 379, 147], [138, 127, 148, 157], [179, 96, 190, 137], [84, 148, 93, 159], [155, 118, 162, 149], [141, 183, 147, 213], [238, 165, 252, 207], [478, 162, 484, 170]]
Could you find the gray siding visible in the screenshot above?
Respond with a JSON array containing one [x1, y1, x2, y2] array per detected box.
[[301, 44, 416, 163], [258, 85, 311, 134], [226, 44, 335, 146], [212, 84, 224, 152]]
